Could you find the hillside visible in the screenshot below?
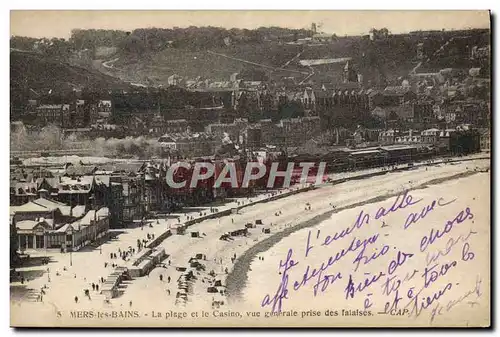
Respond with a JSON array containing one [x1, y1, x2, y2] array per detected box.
[[97, 29, 490, 87], [10, 50, 130, 103]]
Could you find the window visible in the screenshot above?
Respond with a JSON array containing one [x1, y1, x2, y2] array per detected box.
[[36, 235, 45, 248], [27, 236, 34, 249]]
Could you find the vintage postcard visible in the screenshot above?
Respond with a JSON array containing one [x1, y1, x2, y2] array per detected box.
[[10, 10, 491, 327]]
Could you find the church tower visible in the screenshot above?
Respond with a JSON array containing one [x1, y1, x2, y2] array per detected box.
[[343, 61, 358, 83]]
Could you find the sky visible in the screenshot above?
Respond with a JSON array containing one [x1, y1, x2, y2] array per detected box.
[[10, 10, 490, 39]]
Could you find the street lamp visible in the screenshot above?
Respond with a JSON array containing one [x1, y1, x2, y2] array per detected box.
[[70, 250, 73, 267]]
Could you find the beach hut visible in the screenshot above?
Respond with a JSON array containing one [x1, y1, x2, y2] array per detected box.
[[255, 219, 263, 225], [219, 234, 230, 241], [230, 228, 248, 237], [207, 287, 218, 293], [191, 231, 200, 238], [195, 253, 206, 260], [263, 228, 271, 234], [245, 222, 255, 229], [190, 261, 205, 270]]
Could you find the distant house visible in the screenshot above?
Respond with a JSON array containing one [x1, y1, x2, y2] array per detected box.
[[412, 102, 434, 124], [367, 89, 383, 110], [302, 88, 316, 110], [371, 106, 387, 119], [230, 72, 239, 82], [369, 28, 390, 41], [381, 86, 417, 106], [421, 128, 441, 144], [36, 104, 70, 127], [379, 129, 400, 145], [168, 74, 185, 87], [158, 132, 221, 157], [312, 32, 334, 43]]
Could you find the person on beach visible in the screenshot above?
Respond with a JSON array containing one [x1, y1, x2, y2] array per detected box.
[[160, 274, 163, 281], [96, 284, 99, 292], [75, 296, 78, 303], [92, 283, 96, 291], [168, 276, 171, 283]]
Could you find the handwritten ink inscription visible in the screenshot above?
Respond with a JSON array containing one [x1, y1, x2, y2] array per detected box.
[[260, 189, 483, 324]]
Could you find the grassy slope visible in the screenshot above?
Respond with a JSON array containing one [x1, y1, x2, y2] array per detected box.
[[86, 29, 493, 87], [104, 38, 421, 85], [10, 50, 129, 95]]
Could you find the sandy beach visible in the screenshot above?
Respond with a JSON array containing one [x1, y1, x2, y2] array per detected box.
[[10, 157, 490, 327]]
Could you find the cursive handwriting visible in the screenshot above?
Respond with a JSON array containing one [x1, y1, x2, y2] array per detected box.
[[344, 271, 386, 300], [426, 229, 477, 266], [261, 249, 298, 313], [345, 250, 413, 300], [307, 190, 421, 259], [420, 207, 474, 252], [404, 197, 456, 230], [262, 192, 480, 320], [405, 282, 454, 318], [422, 260, 457, 288], [295, 234, 378, 296], [352, 244, 390, 272], [461, 242, 475, 261], [381, 268, 419, 297], [429, 275, 483, 323], [375, 190, 422, 220]]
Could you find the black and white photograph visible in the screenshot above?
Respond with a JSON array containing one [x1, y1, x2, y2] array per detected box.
[[9, 10, 491, 327]]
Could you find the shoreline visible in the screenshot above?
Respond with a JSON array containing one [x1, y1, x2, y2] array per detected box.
[[225, 169, 482, 302]]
